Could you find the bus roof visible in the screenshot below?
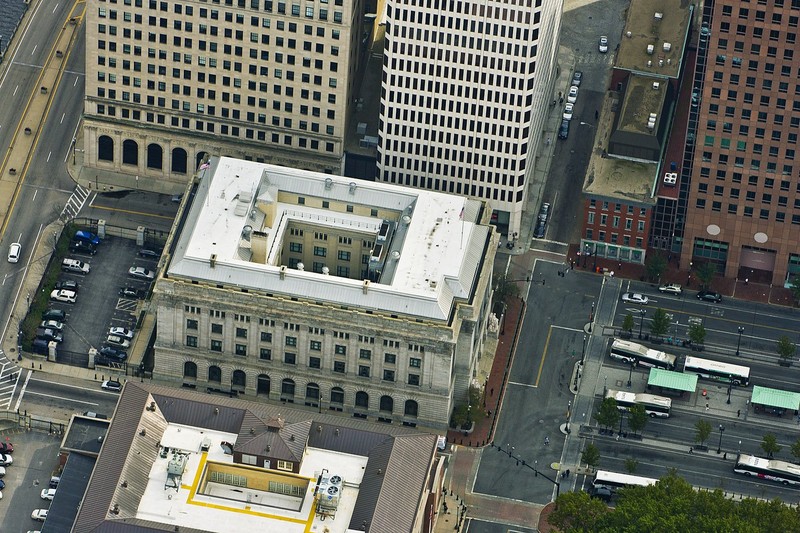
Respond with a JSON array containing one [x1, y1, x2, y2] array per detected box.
[[593, 470, 658, 486], [612, 340, 677, 365], [737, 454, 800, 476], [684, 356, 751, 377]]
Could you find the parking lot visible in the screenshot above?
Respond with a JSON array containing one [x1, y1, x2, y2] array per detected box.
[[26, 228, 162, 369], [0, 428, 62, 532]]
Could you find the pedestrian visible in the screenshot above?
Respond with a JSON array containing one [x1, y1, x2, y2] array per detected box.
[[559, 97, 564, 104], [443, 502, 448, 513], [745, 278, 749, 285], [737, 409, 741, 418], [689, 446, 694, 454], [544, 436, 550, 446], [565, 469, 570, 478], [490, 387, 494, 396], [705, 403, 709, 411], [723, 452, 727, 460], [615, 434, 620, 441], [594, 110, 599, 119]]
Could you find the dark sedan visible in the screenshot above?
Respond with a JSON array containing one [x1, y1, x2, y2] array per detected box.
[[697, 290, 722, 303]]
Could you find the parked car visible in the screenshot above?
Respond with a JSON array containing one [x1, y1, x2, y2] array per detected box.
[[101, 380, 123, 392], [50, 289, 77, 303], [0, 453, 12, 465], [41, 309, 66, 322], [539, 202, 551, 222], [658, 283, 683, 295], [533, 216, 547, 239], [36, 328, 63, 343], [99, 346, 128, 362], [74, 230, 101, 245], [7, 242, 20, 263], [129, 266, 155, 280], [171, 193, 184, 203], [40, 488, 56, 500], [697, 290, 722, 303], [567, 85, 579, 104], [62, 258, 90, 274], [32, 338, 51, 355], [571, 70, 583, 87], [106, 335, 131, 349], [138, 249, 160, 258], [54, 280, 79, 291], [621, 293, 649, 304], [31, 509, 48, 521], [119, 286, 143, 298], [40, 320, 64, 331], [562, 103, 574, 121], [0, 442, 13, 454], [108, 327, 134, 340], [82, 411, 108, 419], [598, 35, 609, 53], [69, 240, 97, 255], [49, 476, 60, 489], [558, 119, 570, 140], [0, 466, 5, 477]]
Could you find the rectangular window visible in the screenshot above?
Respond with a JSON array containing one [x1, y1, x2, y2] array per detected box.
[[335, 344, 346, 355], [408, 374, 420, 386], [211, 323, 223, 334], [186, 335, 198, 347], [284, 352, 296, 365], [260, 331, 272, 342], [186, 319, 198, 330], [260, 348, 272, 360], [359, 349, 371, 360], [310, 340, 322, 351], [211, 340, 223, 352], [285, 336, 297, 347], [309, 356, 321, 369], [384, 353, 396, 364], [409, 357, 421, 368], [236, 327, 247, 338], [333, 361, 345, 373], [383, 370, 395, 382], [358, 365, 370, 377], [235, 344, 247, 356]]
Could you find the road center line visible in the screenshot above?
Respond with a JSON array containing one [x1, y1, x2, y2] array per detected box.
[[23, 390, 99, 406]]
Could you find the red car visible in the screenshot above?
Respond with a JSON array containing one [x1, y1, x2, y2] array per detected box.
[[0, 442, 13, 454]]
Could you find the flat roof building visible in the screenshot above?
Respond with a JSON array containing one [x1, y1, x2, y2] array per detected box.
[[82, 0, 366, 188], [153, 156, 497, 430], [69, 382, 444, 533]]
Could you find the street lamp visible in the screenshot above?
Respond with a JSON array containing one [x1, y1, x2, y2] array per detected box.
[[736, 326, 745, 356], [627, 361, 636, 388], [726, 375, 733, 404], [588, 302, 596, 333], [581, 334, 587, 364], [638, 309, 647, 340], [565, 400, 572, 434], [717, 424, 725, 454]]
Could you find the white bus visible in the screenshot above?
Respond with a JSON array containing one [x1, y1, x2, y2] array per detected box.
[[733, 454, 800, 486], [682, 356, 751, 386], [609, 339, 677, 370], [592, 470, 658, 492], [605, 389, 672, 418]]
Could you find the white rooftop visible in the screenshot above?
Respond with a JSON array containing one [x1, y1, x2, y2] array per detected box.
[[167, 157, 490, 321], [136, 423, 368, 533]]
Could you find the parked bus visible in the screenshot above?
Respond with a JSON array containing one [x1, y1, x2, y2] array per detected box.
[[609, 339, 677, 370], [682, 356, 751, 386], [605, 389, 672, 418], [733, 454, 800, 486], [592, 470, 658, 492]]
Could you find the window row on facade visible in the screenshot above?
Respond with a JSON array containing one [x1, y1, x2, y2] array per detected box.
[[100, 0, 347, 22], [182, 361, 421, 419]]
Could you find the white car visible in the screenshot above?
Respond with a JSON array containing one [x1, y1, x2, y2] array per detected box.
[[567, 85, 579, 104], [0, 453, 12, 466], [8, 242, 20, 263], [101, 380, 122, 392], [50, 289, 77, 303], [31, 509, 48, 521], [562, 103, 574, 121], [40, 488, 56, 500], [658, 284, 683, 295], [621, 293, 649, 305], [108, 327, 135, 340], [40, 320, 64, 331], [107, 335, 131, 349], [128, 266, 155, 280], [599, 36, 609, 53]]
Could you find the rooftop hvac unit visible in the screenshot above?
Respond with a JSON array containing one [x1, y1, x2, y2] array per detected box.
[[652, 82, 660, 90], [663, 42, 672, 52], [167, 454, 188, 475], [663, 173, 678, 186], [654, 11, 663, 20], [318, 485, 341, 510]]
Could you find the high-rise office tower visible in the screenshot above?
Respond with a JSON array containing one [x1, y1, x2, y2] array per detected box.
[[376, 0, 563, 237], [682, 0, 800, 286], [83, 0, 365, 186]]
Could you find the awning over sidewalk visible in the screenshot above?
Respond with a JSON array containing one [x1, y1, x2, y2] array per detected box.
[[647, 368, 697, 392], [751, 386, 800, 410]]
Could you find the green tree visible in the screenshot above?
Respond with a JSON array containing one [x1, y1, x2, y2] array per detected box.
[[649, 308, 672, 337], [547, 490, 609, 532], [626, 404, 648, 436], [594, 397, 621, 432], [695, 419, 712, 448], [624, 457, 639, 474], [582, 442, 601, 469], [492, 274, 521, 308], [688, 322, 707, 345], [621, 313, 635, 335], [694, 261, 717, 289], [790, 438, 800, 463], [645, 253, 668, 283], [762, 433, 781, 458], [776, 335, 796, 366]]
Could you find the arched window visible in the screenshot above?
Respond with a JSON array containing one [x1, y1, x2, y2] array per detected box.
[[257, 374, 271, 396], [98, 135, 114, 162], [404, 400, 418, 417], [122, 139, 138, 165], [146, 143, 163, 169], [232, 370, 246, 390], [281, 378, 295, 398], [183, 361, 197, 379], [208, 365, 221, 383], [171, 147, 188, 173], [306, 383, 320, 401], [355, 391, 369, 409], [330, 387, 344, 406], [379, 395, 394, 413]]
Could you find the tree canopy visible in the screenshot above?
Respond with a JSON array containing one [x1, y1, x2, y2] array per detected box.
[[649, 308, 672, 337], [548, 472, 800, 532]]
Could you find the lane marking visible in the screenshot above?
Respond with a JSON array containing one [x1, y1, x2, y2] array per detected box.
[[13, 370, 32, 413], [24, 390, 99, 406]]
